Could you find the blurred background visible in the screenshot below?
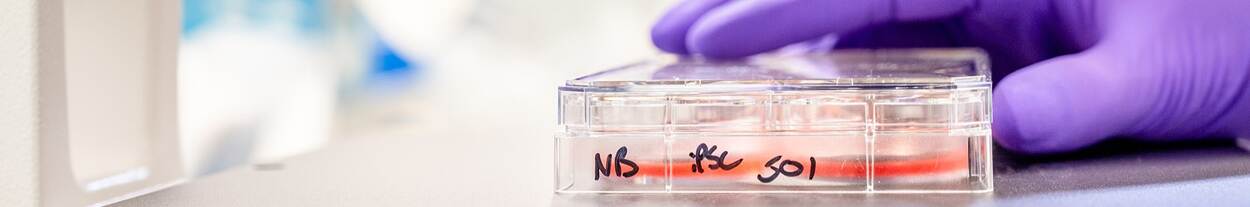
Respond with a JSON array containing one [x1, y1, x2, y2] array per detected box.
[[177, 0, 673, 177], [9, 0, 1240, 205]]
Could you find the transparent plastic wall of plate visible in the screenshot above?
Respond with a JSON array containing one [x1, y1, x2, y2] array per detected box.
[[556, 49, 992, 193]]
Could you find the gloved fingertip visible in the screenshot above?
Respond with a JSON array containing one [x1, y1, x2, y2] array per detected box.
[[687, 32, 757, 59], [991, 66, 1113, 154], [993, 82, 1074, 154], [684, 11, 774, 59], [651, 22, 691, 54], [1237, 137, 1250, 152], [650, 0, 732, 55], [991, 94, 1026, 152], [684, 0, 841, 59]]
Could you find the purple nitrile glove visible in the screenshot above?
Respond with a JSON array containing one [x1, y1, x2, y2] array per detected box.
[[651, 0, 1250, 154]]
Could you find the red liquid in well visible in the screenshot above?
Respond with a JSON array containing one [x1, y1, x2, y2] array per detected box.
[[630, 147, 968, 180]]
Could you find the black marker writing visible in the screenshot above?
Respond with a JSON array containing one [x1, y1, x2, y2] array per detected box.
[[757, 156, 817, 183], [688, 143, 743, 173], [594, 146, 638, 180]]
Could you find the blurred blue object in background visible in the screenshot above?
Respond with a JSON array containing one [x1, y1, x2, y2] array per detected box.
[[178, 0, 417, 176], [364, 34, 421, 93], [243, 0, 327, 35], [183, 0, 330, 38], [181, 0, 217, 36]]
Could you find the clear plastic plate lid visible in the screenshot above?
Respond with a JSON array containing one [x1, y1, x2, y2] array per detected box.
[[563, 48, 989, 92], [556, 48, 993, 193]]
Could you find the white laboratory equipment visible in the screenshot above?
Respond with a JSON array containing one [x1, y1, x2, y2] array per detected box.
[[2, 0, 185, 206]]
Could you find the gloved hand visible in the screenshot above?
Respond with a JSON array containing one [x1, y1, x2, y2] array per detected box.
[[651, 0, 1250, 154]]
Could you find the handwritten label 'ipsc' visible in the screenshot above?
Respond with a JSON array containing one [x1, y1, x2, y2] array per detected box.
[[688, 143, 743, 173]]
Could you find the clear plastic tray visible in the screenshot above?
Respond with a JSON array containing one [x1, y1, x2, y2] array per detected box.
[[555, 49, 992, 193]]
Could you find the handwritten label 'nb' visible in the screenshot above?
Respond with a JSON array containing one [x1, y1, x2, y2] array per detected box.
[[593, 146, 638, 180]]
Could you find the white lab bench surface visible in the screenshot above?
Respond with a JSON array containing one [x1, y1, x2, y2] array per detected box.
[[111, 98, 1250, 207], [114, 0, 1250, 205], [113, 127, 1250, 206]]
